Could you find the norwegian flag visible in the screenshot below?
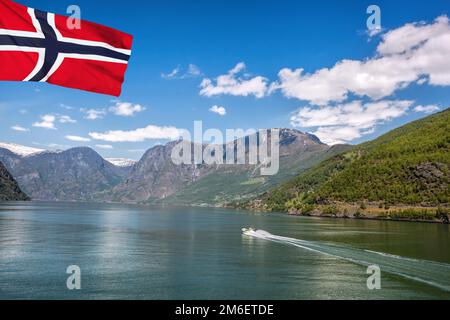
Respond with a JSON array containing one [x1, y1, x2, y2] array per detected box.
[[0, 0, 133, 96]]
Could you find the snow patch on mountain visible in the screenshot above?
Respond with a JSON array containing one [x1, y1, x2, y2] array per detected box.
[[0, 142, 48, 157], [106, 158, 137, 167]]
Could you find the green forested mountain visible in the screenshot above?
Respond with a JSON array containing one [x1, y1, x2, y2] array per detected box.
[[243, 109, 449, 218]]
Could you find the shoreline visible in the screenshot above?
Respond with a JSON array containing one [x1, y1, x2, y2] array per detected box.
[[285, 211, 449, 224], [2, 199, 449, 224], [228, 202, 450, 224]]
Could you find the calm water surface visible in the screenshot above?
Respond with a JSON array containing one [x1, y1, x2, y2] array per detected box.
[[0, 202, 449, 299]]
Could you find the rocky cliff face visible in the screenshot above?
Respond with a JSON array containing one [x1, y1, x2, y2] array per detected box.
[[108, 141, 215, 202], [160, 129, 350, 206], [0, 147, 129, 201], [0, 161, 29, 201]]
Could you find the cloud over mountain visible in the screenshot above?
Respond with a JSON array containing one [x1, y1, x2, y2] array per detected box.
[[290, 100, 414, 144], [271, 16, 450, 105]]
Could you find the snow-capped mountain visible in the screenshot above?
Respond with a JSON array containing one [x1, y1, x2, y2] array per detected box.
[[0, 142, 47, 157], [105, 158, 137, 167], [0, 142, 138, 168], [0, 147, 131, 201]]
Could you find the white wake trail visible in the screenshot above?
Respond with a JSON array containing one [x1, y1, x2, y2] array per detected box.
[[244, 230, 450, 292]]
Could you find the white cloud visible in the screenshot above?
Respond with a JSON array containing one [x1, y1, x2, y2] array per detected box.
[[187, 64, 202, 77], [209, 105, 226, 116], [33, 114, 77, 129], [11, 125, 29, 132], [33, 115, 57, 130], [65, 135, 91, 142], [162, 64, 202, 79], [271, 16, 450, 105], [414, 104, 440, 114], [59, 115, 77, 124], [109, 101, 146, 117], [271, 57, 419, 105], [81, 102, 145, 119], [377, 16, 449, 56], [161, 66, 181, 79], [59, 103, 74, 110], [81, 108, 106, 120], [96, 144, 113, 149], [200, 62, 268, 98], [89, 125, 182, 142], [290, 100, 414, 145], [312, 126, 366, 145]]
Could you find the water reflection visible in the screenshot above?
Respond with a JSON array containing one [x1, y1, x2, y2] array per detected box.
[[0, 202, 449, 299]]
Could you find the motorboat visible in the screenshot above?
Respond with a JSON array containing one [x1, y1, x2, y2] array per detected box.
[[242, 227, 257, 234]]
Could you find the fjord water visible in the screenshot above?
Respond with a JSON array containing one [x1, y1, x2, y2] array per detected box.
[[0, 202, 449, 300]]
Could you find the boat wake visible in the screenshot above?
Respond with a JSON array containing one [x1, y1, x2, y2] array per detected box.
[[243, 229, 450, 292]]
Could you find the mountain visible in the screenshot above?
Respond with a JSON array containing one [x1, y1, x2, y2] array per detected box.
[[0, 146, 130, 201], [0, 161, 29, 201], [244, 109, 450, 221], [0, 142, 47, 157], [106, 141, 216, 202], [109, 129, 351, 205]]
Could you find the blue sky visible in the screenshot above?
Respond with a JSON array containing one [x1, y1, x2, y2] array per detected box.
[[1, 0, 449, 159]]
